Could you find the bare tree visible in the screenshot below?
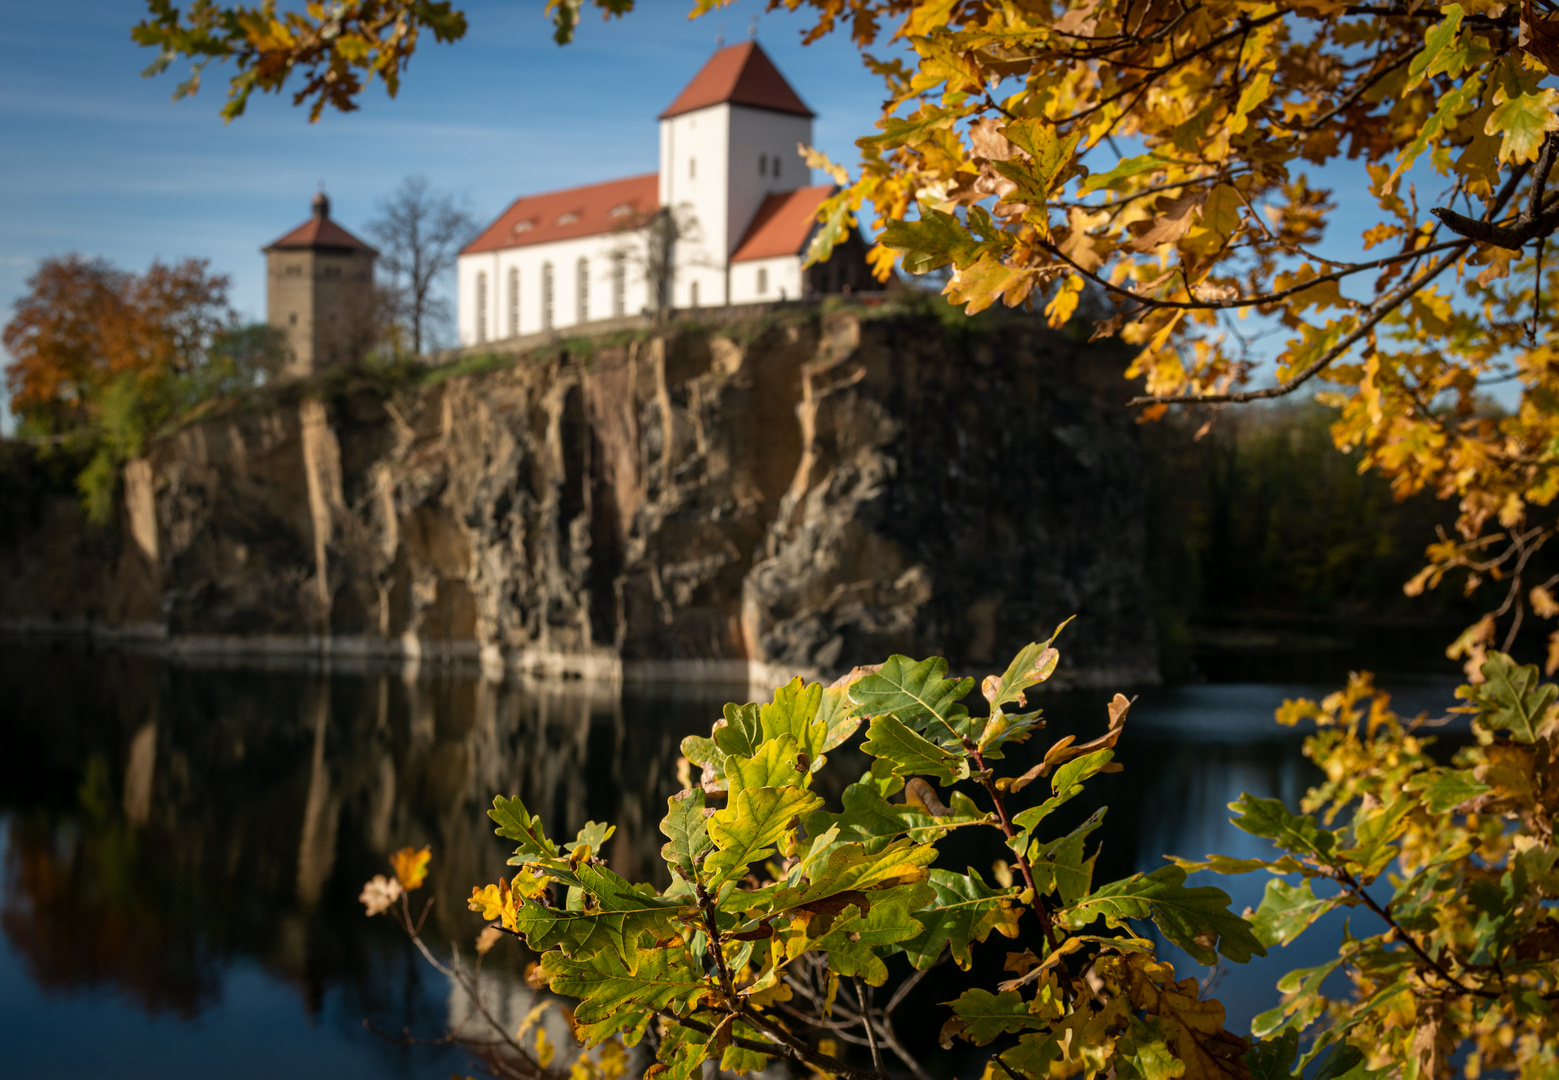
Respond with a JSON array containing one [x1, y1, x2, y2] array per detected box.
[[367, 176, 478, 355], [608, 203, 702, 325]]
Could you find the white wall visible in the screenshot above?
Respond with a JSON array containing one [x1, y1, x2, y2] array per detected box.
[[724, 105, 814, 257], [728, 255, 804, 305], [657, 103, 814, 311], [456, 233, 653, 347]]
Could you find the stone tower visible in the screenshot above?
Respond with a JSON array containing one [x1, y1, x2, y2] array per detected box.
[[264, 192, 379, 378]]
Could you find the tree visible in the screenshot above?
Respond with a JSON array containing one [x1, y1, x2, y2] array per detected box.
[[4, 255, 234, 434], [366, 175, 478, 355], [608, 203, 703, 324], [3, 254, 280, 521], [130, 0, 1559, 664]]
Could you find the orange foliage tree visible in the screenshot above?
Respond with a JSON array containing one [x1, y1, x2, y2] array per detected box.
[[4, 255, 234, 434]]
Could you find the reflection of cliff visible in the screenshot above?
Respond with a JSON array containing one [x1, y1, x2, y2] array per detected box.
[[0, 306, 1156, 686], [0, 645, 724, 1021]]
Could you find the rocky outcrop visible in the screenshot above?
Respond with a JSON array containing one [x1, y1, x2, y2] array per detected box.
[[0, 304, 1158, 687]]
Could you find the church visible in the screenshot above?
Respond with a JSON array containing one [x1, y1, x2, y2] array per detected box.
[[455, 41, 871, 347]]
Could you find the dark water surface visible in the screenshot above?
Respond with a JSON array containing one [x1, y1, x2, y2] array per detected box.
[[0, 643, 1465, 1078]]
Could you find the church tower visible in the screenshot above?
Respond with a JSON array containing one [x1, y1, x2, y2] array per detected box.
[[263, 192, 379, 377], [657, 41, 815, 307]]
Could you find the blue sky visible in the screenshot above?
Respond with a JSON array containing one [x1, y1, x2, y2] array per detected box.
[[0, 0, 886, 432]]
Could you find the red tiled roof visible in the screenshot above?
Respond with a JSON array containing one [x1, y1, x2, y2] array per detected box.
[[731, 185, 833, 262], [462, 174, 659, 255], [264, 215, 377, 254], [660, 41, 814, 120]]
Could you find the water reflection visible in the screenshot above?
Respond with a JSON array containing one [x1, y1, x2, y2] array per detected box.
[[0, 644, 1465, 1077]]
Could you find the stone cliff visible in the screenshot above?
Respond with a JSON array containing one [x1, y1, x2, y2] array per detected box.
[[0, 304, 1158, 688]]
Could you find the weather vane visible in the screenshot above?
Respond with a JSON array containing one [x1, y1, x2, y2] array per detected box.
[[715, 24, 724, 46], [748, 14, 759, 38]]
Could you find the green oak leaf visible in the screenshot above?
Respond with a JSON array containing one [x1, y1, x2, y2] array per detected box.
[[1059, 864, 1266, 964], [705, 785, 823, 886], [847, 654, 975, 743], [714, 702, 764, 757], [490, 794, 560, 861], [898, 867, 1017, 970], [1229, 794, 1338, 861], [809, 892, 929, 984], [566, 820, 615, 858], [1405, 767, 1492, 813], [660, 788, 711, 881], [542, 945, 708, 1046], [1243, 1028, 1301, 1080], [1029, 806, 1106, 905], [1252, 877, 1351, 947], [513, 863, 686, 973], [942, 988, 1044, 1045], [862, 714, 970, 784], [727, 734, 808, 796], [760, 677, 826, 760], [1459, 651, 1558, 742]]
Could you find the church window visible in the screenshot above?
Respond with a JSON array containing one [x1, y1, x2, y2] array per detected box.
[[508, 267, 520, 336], [759, 154, 767, 176], [612, 255, 626, 317], [542, 262, 554, 330], [757, 267, 768, 295], [476, 271, 488, 343], [577, 257, 590, 323], [773, 155, 780, 178], [289, 312, 297, 326], [689, 157, 696, 180], [690, 280, 699, 308]]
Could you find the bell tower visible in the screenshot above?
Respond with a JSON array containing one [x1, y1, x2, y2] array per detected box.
[[263, 192, 379, 378]]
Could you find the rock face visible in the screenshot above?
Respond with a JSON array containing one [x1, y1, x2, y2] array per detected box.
[[0, 306, 1158, 687]]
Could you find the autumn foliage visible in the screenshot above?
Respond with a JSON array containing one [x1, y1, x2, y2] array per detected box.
[[3, 255, 234, 433]]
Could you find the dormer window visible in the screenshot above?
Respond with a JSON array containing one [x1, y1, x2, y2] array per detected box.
[[512, 219, 536, 234], [556, 212, 580, 225], [609, 204, 635, 219]]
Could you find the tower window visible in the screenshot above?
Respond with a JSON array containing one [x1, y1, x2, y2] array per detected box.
[[690, 280, 699, 308], [542, 262, 554, 330], [759, 154, 767, 176], [508, 267, 520, 336], [773, 155, 781, 179], [476, 271, 488, 343], [689, 157, 696, 180], [757, 268, 768, 295], [612, 255, 625, 318], [577, 257, 590, 323], [289, 312, 297, 326]]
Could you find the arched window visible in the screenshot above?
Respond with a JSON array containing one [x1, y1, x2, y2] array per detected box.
[[542, 262, 554, 330], [612, 255, 626, 318], [577, 257, 590, 323], [690, 280, 699, 308], [476, 271, 488, 343], [757, 267, 768, 296], [508, 267, 520, 337]]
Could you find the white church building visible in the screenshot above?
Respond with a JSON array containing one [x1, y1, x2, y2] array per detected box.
[[456, 41, 869, 347]]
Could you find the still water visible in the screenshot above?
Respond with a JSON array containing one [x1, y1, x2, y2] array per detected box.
[[0, 642, 1464, 1078]]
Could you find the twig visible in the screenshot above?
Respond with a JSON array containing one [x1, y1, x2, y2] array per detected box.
[[853, 977, 884, 1077]]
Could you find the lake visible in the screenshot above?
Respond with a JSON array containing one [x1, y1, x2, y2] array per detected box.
[[0, 640, 1466, 1078]]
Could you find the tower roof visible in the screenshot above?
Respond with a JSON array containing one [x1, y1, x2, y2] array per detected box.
[[660, 41, 814, 120], [264, 193, 378, 255]]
